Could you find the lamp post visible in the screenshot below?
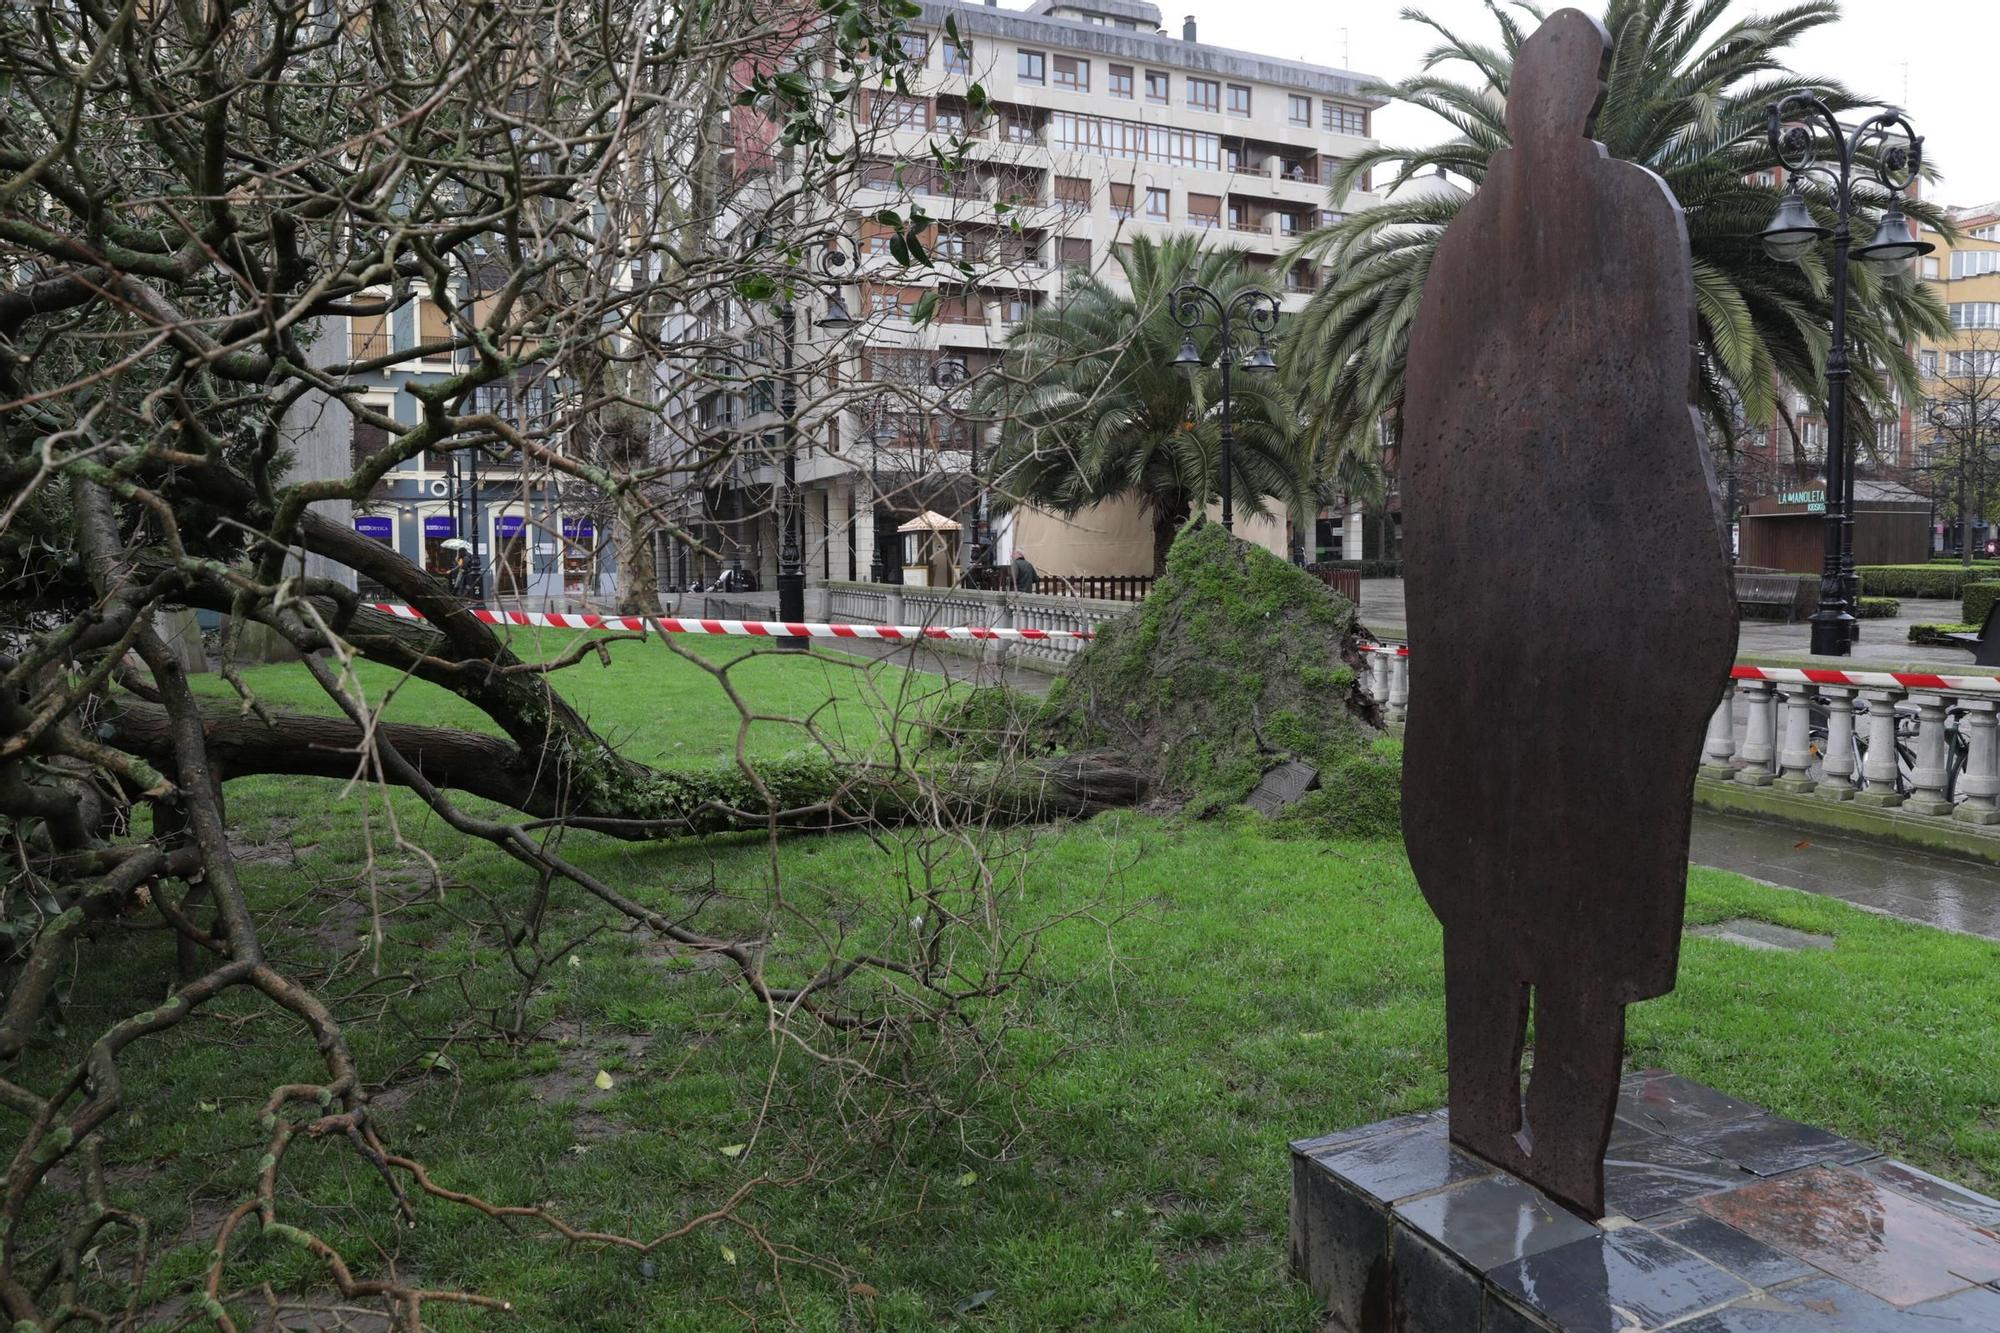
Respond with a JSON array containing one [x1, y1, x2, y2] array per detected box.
[[929, 356, 976, 569], [1165, 283, 1281, 533], [864, 399, 894, 583], [1759, 91, 1931, 656], [770, 235, 859, 649]]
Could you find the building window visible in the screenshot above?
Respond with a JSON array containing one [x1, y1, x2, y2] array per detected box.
[[866, 233, 892, 257], [1001, 295, 1030, 324], [1018, 49, 1045, 84], [1226, 84, 1251, 117], [1059, 237, 1091, 267], [1289, 94, 1311, 126], [876, 93, 928, 131], [896, 32, 928, 64], [1145, 187, 1170, 220], [936, 108, 965, 134], [1277, 211, 1302, 237], [1055, 175, 1091, 213], [1049, 110, 1223, 171], [1923, 257, 1941, 279], [1187, 77, 1219, 113], [936, 230, 968, 260], [1950, 250, 2000, 279], [1950, 302, 2000, 329], [1109, 182, 1134, 219], [1317, 209, 1345, 228], [1921, 350, 1939, 378], [1109, 64, 1134, 99], [1145, 69, 1169, 103], [1187, 192, 1220, 229], [1322, 101, 1367, 135], [1002, 111, 1037, 144], [943, 39, 972, 75], [1053, 55, 1089, 92]]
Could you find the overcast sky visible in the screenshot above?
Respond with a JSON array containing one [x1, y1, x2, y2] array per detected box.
[[1175, 0, 1999, 209]]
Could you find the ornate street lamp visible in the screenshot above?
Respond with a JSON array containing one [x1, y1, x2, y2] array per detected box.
[[1759, 91, 1931, 656], [1164, 284, 1280, 532], [928, 356, 979, 565], [774, 234, 860, 648]]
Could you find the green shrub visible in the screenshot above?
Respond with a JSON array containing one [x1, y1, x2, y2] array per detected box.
[[921, 686, 1034, 760], [1856, 565, 1992, 599], [1855, 596, 1900, 619], [1328, 559, 1403, 578], [1909, 623, 1977, 646], [1271, 739, 1403, 841], [1962, 581, 2000, 628]]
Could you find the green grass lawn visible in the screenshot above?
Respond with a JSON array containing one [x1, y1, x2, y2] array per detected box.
[[17, 645, 2000, 1330]]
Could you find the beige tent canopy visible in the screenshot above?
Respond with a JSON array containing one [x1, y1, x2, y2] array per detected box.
[[896, 510, 962, 533]]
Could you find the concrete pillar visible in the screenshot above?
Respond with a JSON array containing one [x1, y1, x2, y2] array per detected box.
[[1772, 683, 1818, 793], [1904, 694, 1955, 816], [1699, 696, 1737, 780], [1385, 652, 1409, 736], [1855, 689, 1906, 808], [1816, 687, 1859, 801], [1951, 698, 2000, 825], [856, 483, 880, 582], [1734, 681, 1776, 785]]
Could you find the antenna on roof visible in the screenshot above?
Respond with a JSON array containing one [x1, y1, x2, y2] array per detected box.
[[1338, 26, 1349, 69]]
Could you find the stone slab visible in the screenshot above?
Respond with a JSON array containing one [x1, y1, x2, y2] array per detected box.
[[1687, 919, 1835, 952], [1246, 759, 1318, 816], [1290, 1072, 2000, 1331]]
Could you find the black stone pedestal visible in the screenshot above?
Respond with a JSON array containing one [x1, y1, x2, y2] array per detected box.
[[1290, 1071, 2000, 1331]]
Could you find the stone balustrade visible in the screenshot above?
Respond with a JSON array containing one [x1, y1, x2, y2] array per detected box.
[[822, 580, 1127, 670], [1362, 645, 2000, 828]]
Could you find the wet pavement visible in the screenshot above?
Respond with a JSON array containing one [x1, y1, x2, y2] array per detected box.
[[1688, 808, 2000, 940]]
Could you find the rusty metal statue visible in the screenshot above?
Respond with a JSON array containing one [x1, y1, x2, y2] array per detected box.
[[1399, 8, 1737, 1220]]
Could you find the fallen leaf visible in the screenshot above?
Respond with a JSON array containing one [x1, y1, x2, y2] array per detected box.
[[419, 1051, 455, 1074], [593, 1070, 614, 1090], [849, 1282, 879, 1300], [957, 1289, 995, 1314], [719, 1143, 747, 1158], [196, 1101, 218, 1113], [957, 1170, 978, 1188], [1794, 840, 1811, 849], [568, 954, 582, 968], [719, 1244, 737, 1267]]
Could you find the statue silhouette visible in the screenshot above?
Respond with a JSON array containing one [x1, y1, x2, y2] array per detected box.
[[1399, 9, 1737, 1219]]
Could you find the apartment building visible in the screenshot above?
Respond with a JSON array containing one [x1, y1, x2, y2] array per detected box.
[[1912, 202, 2000, 555], [679, 0, 1384, 590]]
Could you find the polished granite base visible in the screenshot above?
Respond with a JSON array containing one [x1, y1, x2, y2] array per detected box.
[[1289, 1071, 2000, 1331]]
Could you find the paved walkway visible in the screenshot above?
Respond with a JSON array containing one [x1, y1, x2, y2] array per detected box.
[[1689, 808, 2000, 940], [1355, 579, 1974, 667]]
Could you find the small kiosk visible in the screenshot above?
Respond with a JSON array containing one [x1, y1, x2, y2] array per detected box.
[[1738, 479, 1930, 572], [897, 511, 962, 588]]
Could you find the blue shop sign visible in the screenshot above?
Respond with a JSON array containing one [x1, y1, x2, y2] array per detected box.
[[562, 518, 595, 541], [354, 516, 394, 542], [422, 515, 456, 538], [496, 515, 527, 539]]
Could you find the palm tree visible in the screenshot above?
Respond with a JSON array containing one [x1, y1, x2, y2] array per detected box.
[[1290, 0, 1952, 485], [974, 235, 1309, 574]]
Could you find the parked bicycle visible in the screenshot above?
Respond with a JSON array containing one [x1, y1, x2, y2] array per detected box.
[[1805, 693, 1968, 801]]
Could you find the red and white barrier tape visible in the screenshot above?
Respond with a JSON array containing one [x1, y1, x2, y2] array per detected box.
[[364, 603, 1092, 643], [1361, 641, 2000, 693]]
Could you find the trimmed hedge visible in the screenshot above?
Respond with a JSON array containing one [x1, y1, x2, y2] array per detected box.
[[1965, 581, 2000, 628], [1909, 623, 1977, 646], [1856, 596, 1901, 619], [1857, 565, 1994, 599]]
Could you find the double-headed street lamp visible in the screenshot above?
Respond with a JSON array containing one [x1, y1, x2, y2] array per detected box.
[[772, 234, 860, 650], [1166, 283, 1280, 533], [1759, 91, 1932, 657], [928, 356, 980, 559]]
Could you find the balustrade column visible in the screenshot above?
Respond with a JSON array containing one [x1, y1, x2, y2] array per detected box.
[[1773, 683, 1818, 793], [1733, 680, 1777, 786], [1367, 650, 1391, 708], [1854, 688, 1906, 807], [1904, 693, 1955, 816], [1951, 697, 2000, 825], [1815, 686, 1859, 801], [1386, 652, 1409, 735], [1700, 695, 1738, 780]]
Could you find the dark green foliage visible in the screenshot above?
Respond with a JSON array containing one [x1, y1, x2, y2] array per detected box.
[[1858, 565, 1992, 599], [1038, 522, 1377, 811], [1855, 596, 1901, 620], [1326, 559, 1403, 578], [1909, 623, 1979, 646], [1272, 739, 1404, 841], [920, 685, 1036, 760], [1963, 582, 2000, 628]]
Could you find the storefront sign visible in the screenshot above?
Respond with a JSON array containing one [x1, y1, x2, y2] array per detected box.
[[422, 515, 456, 538], [496, 515, 526, 539], [1779, 487, 1826, 511], [561, 518, 595, 541], [354, 516, 394, 542]]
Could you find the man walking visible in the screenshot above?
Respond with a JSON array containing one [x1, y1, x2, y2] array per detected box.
[[1010, 549, 1037, 594]]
